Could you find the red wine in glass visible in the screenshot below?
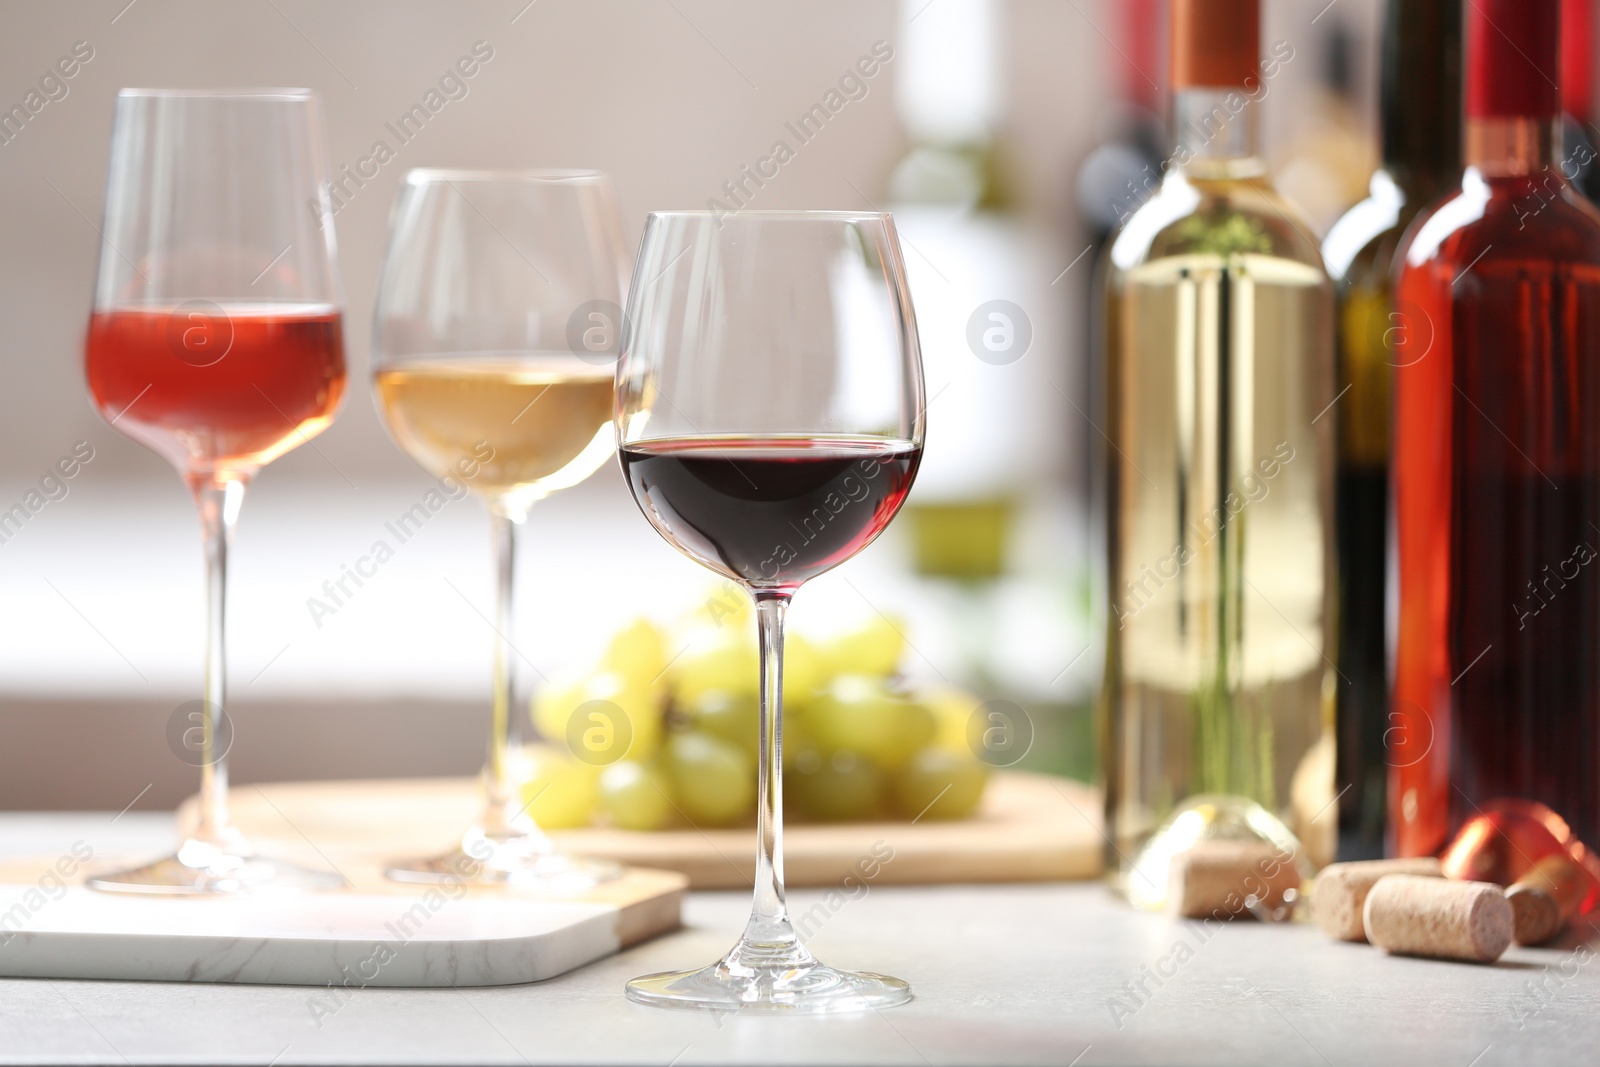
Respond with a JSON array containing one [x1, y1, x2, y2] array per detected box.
[[86, 305, 345, 477], [618, 210, 925, 1013], [620, 436, 920, 590]]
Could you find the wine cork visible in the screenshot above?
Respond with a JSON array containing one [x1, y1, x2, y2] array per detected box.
[[1507, 855, 1587, 945], [1168, 839, 1300, 920], [1311, 857, 1444, 942], [1363, 875, 1512, 962], [1506, 884, 1562, 946]]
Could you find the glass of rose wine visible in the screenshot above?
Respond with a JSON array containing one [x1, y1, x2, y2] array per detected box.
[[371, 169, 627, 889], [618, 211, 925, 1013], [83, 89, 346, 892]]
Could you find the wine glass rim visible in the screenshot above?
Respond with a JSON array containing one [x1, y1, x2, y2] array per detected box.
[[405, 167, 610, 184], [646, 209, 892, 222], [116, 87, 315, 99]]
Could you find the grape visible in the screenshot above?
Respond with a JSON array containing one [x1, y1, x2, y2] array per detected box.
[[671, 620, 820, 706], [516, 745, 599, 829], [892, 747, 989, 820], [808, 675, 935, 770], [600, 618, 669, 688], [782, 632, 824, 704], [599, 761, 674, 831], [581, 671, 665, 762], [684, 689, 758, 757], [922, 686, 982, 754], [534, 670, 664, 764], [671, 635, 758, 703], [666, 732, 754, 826], [787, 747, 885, 821], [783, 706, 813, 769], [531, 679, 583, 746], [821, 613, 906, 677]]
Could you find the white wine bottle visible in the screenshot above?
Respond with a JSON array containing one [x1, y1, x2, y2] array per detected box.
[[1098, 0, 1337, 907]]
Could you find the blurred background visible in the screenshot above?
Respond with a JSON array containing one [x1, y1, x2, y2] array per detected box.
[[0, 0, 1436, 811]]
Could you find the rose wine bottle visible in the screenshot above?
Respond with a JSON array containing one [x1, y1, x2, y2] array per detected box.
[[1100, 0, 1337, 904], [1321, 0, 1461, 859], [1392, 0, 1600, 857]]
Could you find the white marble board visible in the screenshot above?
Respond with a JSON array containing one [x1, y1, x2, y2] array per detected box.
[[0, 869, 685, 987]]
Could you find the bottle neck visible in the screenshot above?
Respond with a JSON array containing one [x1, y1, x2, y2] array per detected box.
[[1465, 116, 1562, 177], [1172, 88, 1265, 180], [1380, 0, 1461, 197]]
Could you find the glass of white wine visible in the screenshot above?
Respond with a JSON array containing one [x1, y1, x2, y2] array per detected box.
[[372, 169, 627, 889]]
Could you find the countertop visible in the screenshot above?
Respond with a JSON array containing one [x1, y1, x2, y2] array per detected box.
[[1, 813, 1597, 1066]]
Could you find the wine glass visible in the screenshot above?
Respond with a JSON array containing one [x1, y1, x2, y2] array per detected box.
[[617, 211, 925, 1013], [372, 169, 627, 890], [83, 89, 346, 893]]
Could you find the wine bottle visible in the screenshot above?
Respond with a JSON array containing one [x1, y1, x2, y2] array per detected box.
[[1560, 0, 1600, 202], [1321, 0, 1461, 860], [1392, 0, 1600, 857], [1271, 16, 1378, 237], [1099, 0, 1337, 905]]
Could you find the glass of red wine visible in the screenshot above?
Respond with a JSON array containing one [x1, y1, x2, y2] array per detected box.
[[617, 211, 925, 1013], [83, 89, 346, 893]]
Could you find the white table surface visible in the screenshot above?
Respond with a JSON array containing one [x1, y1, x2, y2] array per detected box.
[[2, 813, 1598, 1066]]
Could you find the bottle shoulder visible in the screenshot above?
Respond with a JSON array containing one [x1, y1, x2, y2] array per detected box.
[[1323, 170, 1434, 289], [1107, 171, 1328, 279], [1399, 172, 1600, 275]]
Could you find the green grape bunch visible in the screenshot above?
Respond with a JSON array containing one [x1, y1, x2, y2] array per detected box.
[[524, 588, 994, 831]]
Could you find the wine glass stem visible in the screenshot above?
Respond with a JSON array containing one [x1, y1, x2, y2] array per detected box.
[[748, 591, 795, 942], [189, 477, 244, 845], [483, 505, 533, 839]]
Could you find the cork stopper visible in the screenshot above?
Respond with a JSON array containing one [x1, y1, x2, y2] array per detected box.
[[1506, 884, 1563, 946], [1171, 0, 1260, 90], [1311, 857, 1443, 942], [1364, 875, 1513, 963], [1167, 839, 1300, 919], [1508, 854, 1588, 944], [1466, 0, 1560, 118]]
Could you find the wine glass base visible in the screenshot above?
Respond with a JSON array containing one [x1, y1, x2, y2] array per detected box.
[[626, 957, 912, 1015], [385, 846, 623, 895], [86, 838, 346, 895]]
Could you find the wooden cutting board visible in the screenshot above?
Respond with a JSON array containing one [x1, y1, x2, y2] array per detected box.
[[177, 771, 1103, 890]]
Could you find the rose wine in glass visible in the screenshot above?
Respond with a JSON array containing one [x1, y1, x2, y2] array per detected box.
[[372, 170, 626, 889], [87, 306, 344, 472], [618, 211, 924, 1013], [1392, 0, 1600, 856], [82, 89, 346, 893]]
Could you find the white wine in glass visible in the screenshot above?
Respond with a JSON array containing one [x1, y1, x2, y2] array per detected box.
[[372, 170, 627, 890], [375, 358, 615, 507]]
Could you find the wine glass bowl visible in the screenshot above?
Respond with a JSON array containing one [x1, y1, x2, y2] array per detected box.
[[82, 88, 346, 893], [371, 169, 628, 890], [617, 211, 925, 1013]]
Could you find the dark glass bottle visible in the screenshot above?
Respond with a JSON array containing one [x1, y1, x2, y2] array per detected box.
[[1392, 0, 1600, 856], [1321, 0, 1461, 859]]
